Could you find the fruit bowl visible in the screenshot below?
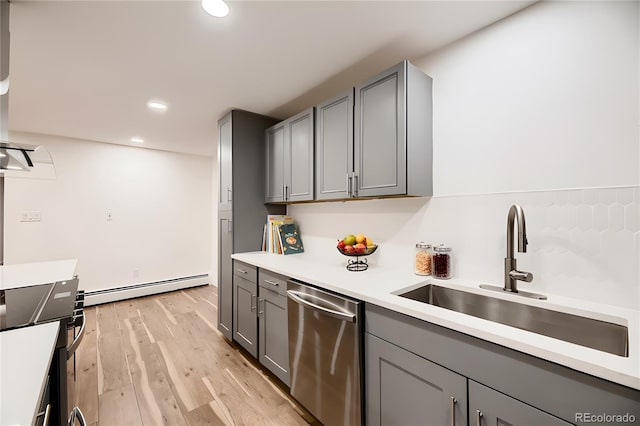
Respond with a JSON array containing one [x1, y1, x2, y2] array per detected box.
[[336, 244, 378, 271], [336, 244, 378, 257]]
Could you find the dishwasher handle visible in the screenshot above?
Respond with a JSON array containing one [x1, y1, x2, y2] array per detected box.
[[286, 290, 356, 322]]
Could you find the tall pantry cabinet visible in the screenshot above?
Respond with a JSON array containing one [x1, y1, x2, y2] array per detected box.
[[217, 110, 285, 340]]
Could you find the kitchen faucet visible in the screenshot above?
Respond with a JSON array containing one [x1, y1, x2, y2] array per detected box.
[[480, 205, 546, 300], [504, 204, 533, 292]]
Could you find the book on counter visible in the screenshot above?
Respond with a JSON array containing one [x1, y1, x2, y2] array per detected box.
[[279, 223, 304, 255], [262, 215, 303, 255]]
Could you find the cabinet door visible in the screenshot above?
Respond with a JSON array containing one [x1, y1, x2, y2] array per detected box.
[[265, 122, 286, 203], [286, 108, 314, 202], [217, 213, 233, 340], [366, 333, 467, 426], [258, 287, 289, 386], [469, 381, 571, 426], [315, 90, 354, 200], [233, 275, 258, 357], [354, 61, 407, 198], [218, 112, 233, 211]]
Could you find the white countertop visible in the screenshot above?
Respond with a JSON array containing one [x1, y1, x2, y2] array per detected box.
[[0, 321, 60, 426], [232, 251, 640, 390]]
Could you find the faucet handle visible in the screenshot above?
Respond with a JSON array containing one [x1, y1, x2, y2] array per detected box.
[[509, 270, 533, 283]]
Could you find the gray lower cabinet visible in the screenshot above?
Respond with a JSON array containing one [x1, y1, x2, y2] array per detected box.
[[233, 261, 258, 357], [366, 333, 467, 426], [265, 108, 314, 203], [217, 110, 285, 341], [233, 274, 258, 357], [218, 211, 233, 339], [365, 303, 640, 426], [469, 380, 571, 426], [258, 269, 289, 386]]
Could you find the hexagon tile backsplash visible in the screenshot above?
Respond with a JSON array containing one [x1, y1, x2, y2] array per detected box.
[[517, 187, 639, 309], [290, 186, 639, 310]]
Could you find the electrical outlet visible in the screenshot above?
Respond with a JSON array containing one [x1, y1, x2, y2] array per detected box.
[[106, 212, 113, 221], [20, 211, 42, 222]]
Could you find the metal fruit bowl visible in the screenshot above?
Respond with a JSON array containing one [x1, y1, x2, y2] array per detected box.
[[336, 244, 378, 257]]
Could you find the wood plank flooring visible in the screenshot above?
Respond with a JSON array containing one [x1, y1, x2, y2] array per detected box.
[[74, 285, 314, 426]]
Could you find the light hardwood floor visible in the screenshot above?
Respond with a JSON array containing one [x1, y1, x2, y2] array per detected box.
[[73, 285, 315, 426]]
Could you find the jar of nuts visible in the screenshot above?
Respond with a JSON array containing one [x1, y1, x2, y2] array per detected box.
[[414, 242, 432, 276]]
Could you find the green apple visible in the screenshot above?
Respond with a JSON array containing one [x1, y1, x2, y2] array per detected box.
[[343, 234, 356, 246]]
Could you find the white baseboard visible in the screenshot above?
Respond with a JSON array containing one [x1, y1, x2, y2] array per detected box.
[[84, 274, 209, 306]]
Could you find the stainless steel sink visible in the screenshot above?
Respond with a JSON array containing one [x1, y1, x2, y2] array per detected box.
[[398, 284, 629, 357]]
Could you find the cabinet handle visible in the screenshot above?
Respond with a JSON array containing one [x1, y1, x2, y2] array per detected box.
[[258, 298, 264, 315], [476, 409, 483, 426], [353, 174, 358, 197], [285, 184, 289, 201], [450, 396, 457, 426], [227, 187, 232, 203], [263, 279, 280, 287], [346, 173, 352, 197], [236, 269, 248, 274], [251, 294, 256, 312]]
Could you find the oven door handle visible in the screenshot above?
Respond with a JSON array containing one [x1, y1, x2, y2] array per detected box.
[[68, 406, 86, 426], [66, 310, 85, 359]]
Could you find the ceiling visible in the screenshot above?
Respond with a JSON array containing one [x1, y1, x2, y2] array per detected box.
[[7, 0, 535, 157]]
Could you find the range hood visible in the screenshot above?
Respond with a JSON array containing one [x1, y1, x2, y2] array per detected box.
[[0, 140, 55, 178]]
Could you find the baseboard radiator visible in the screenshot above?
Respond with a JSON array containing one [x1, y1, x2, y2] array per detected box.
[[84, 274, 209, 306]]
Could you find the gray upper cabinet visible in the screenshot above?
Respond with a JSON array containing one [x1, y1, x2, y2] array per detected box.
[[315, 90, 354, 200], [265, 108, 315, 203], [218, 114, 233, 212], [217, 110, 285, 341], [265, 122, 286, 203], [354, 60, 433, 198], [313, 60, 432, 201]]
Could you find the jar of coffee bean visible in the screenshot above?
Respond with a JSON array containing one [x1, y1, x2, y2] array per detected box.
[[433, 244, 452, 279]]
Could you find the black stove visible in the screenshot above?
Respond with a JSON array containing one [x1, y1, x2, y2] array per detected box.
[[0, 277, 85, 426], [0, 277, 80, 331]]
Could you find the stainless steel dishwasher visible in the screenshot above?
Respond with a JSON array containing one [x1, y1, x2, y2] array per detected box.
[[287, 279, 362, 426]]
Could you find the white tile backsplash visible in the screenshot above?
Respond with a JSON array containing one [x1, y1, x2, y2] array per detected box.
[[289, 186, 640, 310]]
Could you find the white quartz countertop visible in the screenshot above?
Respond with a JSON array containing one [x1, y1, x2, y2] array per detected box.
[[232, 251, 640, 391], [0, 321, 60, 426]]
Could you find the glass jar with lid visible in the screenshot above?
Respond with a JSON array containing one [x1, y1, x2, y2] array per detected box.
[[414, 242, 432, 276], [432, 244, 452, 279]]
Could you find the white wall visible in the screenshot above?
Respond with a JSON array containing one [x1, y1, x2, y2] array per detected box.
[[4, 132, 212, 293], [289, 1, 640, 310], [414, 1, 639, 196]]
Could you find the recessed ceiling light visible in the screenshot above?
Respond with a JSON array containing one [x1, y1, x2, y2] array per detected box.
[[202, 0, 229, 17], [131, 137, 144, 144], [147, 100, 168, 112]]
